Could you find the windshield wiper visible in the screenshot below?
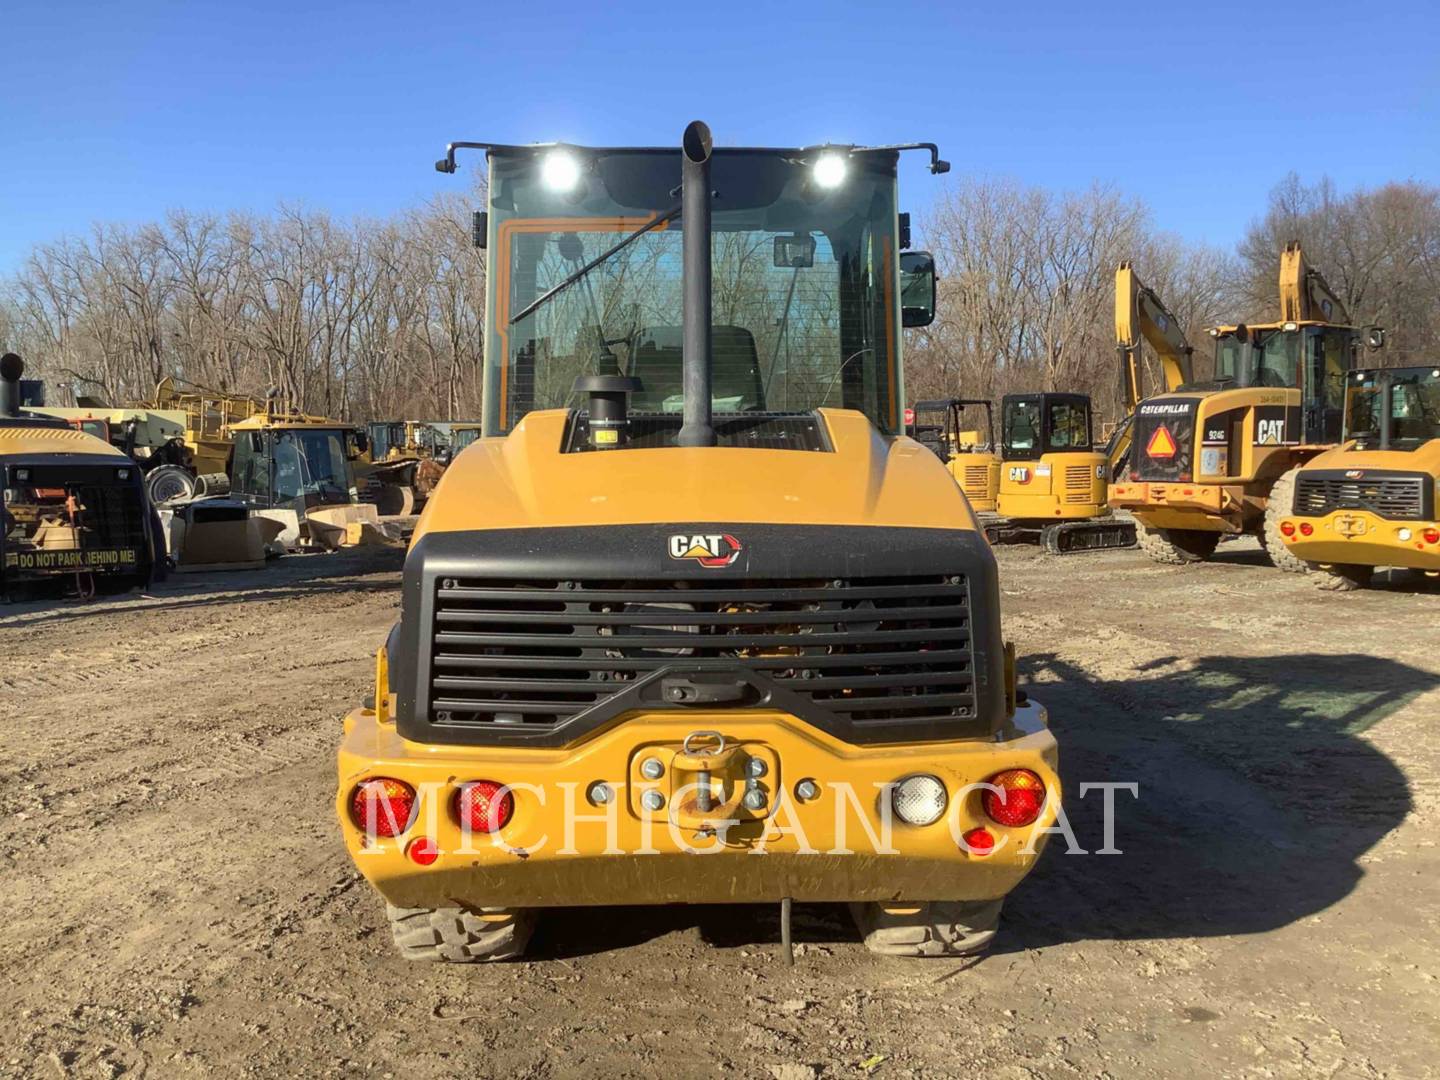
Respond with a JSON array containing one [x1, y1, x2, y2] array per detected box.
[[509, 204, 682, 325]]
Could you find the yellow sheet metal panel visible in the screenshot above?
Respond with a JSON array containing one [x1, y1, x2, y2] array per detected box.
[[413, 409, 983, 545]]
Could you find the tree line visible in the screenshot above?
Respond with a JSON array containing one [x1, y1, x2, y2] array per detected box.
[[2, 172, 1436, 426]]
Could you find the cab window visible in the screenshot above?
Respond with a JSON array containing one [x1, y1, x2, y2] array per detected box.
[[1047, 399, 1090, 450]]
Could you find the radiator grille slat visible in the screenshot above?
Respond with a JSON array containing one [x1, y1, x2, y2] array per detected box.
[[1294, 475, 1427, 520], [1064, 465, 1092, 505], [426, 576, 977, 731]]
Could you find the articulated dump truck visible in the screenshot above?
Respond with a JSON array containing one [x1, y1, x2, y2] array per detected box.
[[336, 124, 1061, 961]]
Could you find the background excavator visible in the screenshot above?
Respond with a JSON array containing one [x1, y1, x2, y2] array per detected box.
[[913, 394, 1135, 553], [1109, 243, 1382, 569], [1107, 262, 1196, 479]]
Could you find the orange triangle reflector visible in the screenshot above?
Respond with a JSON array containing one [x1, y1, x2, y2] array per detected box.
[[1146, 424, 1178, 459]]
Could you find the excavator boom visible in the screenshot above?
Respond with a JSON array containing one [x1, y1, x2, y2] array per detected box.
[[1279, 241, 1350, 325], [1115, 262, 1195, 414]]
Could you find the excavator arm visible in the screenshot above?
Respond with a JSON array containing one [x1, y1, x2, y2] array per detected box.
[[1115, 262, 1195, 414], [1279, 241, 1350, 325], [1109, 263, 1196, 480]]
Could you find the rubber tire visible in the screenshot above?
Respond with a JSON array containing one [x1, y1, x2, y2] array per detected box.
[[386, 903, 536, 963], [1262, 468, 1310, 574], [850, 898, 1002, 958], [1135, 520, 1220, 565], [145, 465, 196, 506], [1312, 563, 1372, 592]]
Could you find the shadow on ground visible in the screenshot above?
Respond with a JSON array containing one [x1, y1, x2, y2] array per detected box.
[[529, 649, 1430, 960], [994, 650, 1429, 951]]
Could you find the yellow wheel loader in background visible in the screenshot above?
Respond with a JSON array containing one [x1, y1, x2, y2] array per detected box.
[[335, 124, 1061, 962], [913, 394, 1135, 553], [1109, 243, 1382, 569], [1278, 364, 1440, 591]]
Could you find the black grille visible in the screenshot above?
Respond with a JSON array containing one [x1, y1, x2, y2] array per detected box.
[[426, 575, 974, 734], [564, 411, 829, 453], [76, 484, 148, 552], [1294, 472, 1430, 521]]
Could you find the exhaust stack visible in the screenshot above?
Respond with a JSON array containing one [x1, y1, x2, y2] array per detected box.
[[677, 120, 716, 449], [0, 353, 23, 418]]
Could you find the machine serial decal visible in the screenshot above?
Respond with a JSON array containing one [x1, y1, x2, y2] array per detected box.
[[668, 533, 743, 568]]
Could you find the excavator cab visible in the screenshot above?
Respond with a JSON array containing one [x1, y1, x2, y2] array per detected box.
[[988, 393, 1135, 554], [910, 398, 999, 512]]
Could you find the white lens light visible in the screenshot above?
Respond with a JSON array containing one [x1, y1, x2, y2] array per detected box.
[[813, 152, 847, 189], [891, 774, 947, 826], [542, 150, 582, 192], [1398, 528, 1413, 542]]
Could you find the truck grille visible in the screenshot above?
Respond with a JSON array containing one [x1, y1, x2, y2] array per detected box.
[[1064, 465, 1092, 505], [426, 575, 975, 735], [1294, 473, 1429, 520]]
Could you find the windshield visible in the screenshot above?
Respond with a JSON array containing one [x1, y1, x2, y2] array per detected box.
[[1345, 366, 1440, 449], [486, 149, 901, 433], [272, 429, 351, 501], [1003, 397, 1043, 458], [1214, 330, 1302, 388]]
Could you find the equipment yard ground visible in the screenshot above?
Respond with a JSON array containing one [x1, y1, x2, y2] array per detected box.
[[2, 545, 1437, 1079]]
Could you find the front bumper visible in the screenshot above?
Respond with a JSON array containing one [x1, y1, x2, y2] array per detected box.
[[1282, 511, 1440, 571], [336, 703, 1060, 909]]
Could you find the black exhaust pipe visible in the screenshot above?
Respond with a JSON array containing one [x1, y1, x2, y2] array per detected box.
[[0, 353, 23, 418], [677, 120, 715, 449]]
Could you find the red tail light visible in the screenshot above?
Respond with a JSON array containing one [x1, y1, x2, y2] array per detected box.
[[1280, 522, 1295, 537], [962, 827, 996, 855], [1299, 522, 1314, 536], [350, 778, 416, 838], [405, 837, 439, 866], [982, 769, 1046, 828], [1424, 528, 1440, 545], [455, 780, 514, 834]]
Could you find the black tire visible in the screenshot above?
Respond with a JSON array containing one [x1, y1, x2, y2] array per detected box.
[[386, 902, 535, 963], [1312, 563, 1372, 592], [850, 899, 1002, 958], [1262, 468, 1310, 574], [1135, 520, 1220, 565], [145, 465, 196, 506]]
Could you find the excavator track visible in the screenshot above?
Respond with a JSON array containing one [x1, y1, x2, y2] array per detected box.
[[1040, 518, 1137, 555]]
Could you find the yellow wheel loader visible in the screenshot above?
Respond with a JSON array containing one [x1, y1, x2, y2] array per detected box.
[[1109, 243, 1383, 569], [335, 124, 1061, 962], [0, 355, 164, 600], [1277, 364, 1440, 591], [913, 395, 1135, 553]]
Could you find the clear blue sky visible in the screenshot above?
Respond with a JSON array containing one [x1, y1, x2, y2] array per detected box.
[[3, 0, 1436, 270]]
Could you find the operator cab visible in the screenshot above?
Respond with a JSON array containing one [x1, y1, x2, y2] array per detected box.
[[227, 420, 362, 516], [1209, 322, 1370, 444], [472, 141, 939, 445], [1001, 393, 1092, 462], [1342, 365, 1440, 450]]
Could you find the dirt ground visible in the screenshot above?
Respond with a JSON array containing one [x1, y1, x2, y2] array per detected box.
[[2, 539, 1438, 1079]]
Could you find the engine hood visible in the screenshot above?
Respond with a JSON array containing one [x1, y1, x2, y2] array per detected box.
[[411, 408, 982, 545]]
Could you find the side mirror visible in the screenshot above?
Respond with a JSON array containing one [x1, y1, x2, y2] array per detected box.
[[773, 234, 816, 269], [899, 250, 936, 328], [1366, 326, 1386, 350]]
